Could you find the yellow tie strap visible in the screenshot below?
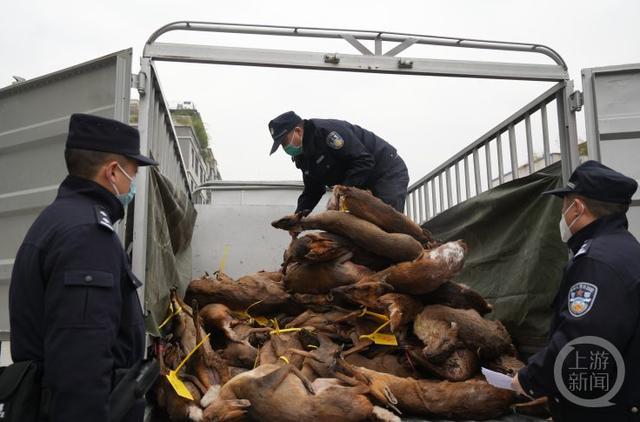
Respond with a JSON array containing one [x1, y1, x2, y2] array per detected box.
[[218, 245, 230, 273], [158, 303, 182, 329], [358, 307, 390, 322], [269, 318, 302, 336], [165, 332, 211, 400], [236, 300, 270, 327], [279, 356, 290, 365]]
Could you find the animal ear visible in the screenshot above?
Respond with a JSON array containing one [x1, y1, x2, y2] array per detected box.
[[228, 399, 251, 409]]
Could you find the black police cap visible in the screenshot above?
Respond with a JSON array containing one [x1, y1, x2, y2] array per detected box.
[[268, 111, 302, 155], [543, 160, 637, 204], [65, 113, 158, 166]]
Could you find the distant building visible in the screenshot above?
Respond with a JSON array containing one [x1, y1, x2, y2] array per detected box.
[[130, 99, 221, 204], [175, 124, 221, 204]]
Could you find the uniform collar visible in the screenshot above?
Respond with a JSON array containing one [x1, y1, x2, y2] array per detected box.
[[57, 175, 124, 222], [294, 120, 317, 166], [301, 119, 317, 157], [567, 213, 628, 254]]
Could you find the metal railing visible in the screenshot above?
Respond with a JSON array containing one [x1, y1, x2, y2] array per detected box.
[[406, 82, 569, 224], [136, 63, 191, 197]]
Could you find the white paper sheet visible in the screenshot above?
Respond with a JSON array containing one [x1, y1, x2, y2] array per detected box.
[[481, 367, 516, 391]]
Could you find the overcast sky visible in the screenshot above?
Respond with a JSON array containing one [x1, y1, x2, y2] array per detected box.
[[2, 0, 638, 183]]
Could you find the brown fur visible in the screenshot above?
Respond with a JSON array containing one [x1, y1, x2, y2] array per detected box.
[[272, 211, 424, 263], [406, 346, 478, 382], [423, 281, 493, 315], [362, 241, 467, 295], [337, 360, 515, 420], [414, 305, 512, 361], [202, 363, 394, 422], [284, 255, 373, 294], [185, 272, 293, 315], [376, 293, 423, 333], [330, 185, 434, 245]]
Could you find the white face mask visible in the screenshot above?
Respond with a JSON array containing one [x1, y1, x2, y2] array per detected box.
[[559, 200, 583, 243]]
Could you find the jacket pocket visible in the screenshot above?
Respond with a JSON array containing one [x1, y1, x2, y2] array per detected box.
[[62, 270, 115, 325]]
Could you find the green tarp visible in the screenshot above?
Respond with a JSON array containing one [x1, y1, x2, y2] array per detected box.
[[423, 161, 567, 355], [143, 168, 197, 336]]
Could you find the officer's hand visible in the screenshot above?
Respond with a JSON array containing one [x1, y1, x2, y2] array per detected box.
[[511, 374, 531, 398], [295, 209, 311, 219]]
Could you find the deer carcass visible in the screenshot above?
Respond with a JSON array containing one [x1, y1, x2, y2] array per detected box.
[[329, 185, 434, 246], [272, 211, 424, 263]]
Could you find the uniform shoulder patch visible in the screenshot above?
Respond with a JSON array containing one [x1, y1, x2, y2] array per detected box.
[[94, 205, 114, 232], [573, 240, 591, 259], [326, 131, 344, 149], [568, 282, 598, 317]]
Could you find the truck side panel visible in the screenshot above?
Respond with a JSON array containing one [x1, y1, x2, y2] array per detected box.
[[583, 64, 640, 238], [0, 49, 132, 363]]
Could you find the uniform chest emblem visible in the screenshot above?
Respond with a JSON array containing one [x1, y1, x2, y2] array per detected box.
[[568, 282, 598, 317], [326, 131, 344, 149]]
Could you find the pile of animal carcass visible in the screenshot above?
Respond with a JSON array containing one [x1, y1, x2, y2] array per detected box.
[[152, 185, 536, 422]]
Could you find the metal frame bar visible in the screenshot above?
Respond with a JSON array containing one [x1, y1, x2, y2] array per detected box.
[[541, 104, 551, 165], [133, 57, 153, 323], [464, 156, 471, 200], [556, 81, 581, 183], [455, 163, 462, 204], [525, 114, 535, 174], [431, 180, 438, 215], [486, 142, 493, 189], [497, 133, 505, 184], [423, 185, 431, 220], [145, 21, 568, 68], [145, 42, 567, 82], [473, 148, 481, 195], [508, 124, 518, 180], [445, 167, 452, 208]]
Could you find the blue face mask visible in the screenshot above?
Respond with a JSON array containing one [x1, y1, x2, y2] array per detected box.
[[111, 163, 136, 207]]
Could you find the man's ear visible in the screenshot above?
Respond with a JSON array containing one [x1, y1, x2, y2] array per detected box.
[[102, 160, 119, 183], [575, 197, 589, 217]]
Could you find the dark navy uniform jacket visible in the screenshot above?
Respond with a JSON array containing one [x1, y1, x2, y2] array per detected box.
[[294, 119, 408, 213], [518, 214, 640, 421], [9, 175, 145, 422]]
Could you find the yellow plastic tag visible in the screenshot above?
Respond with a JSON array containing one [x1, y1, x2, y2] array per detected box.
[[166, 332, 211, 400], [367, 333, 398, 346], [166, 371, 194, 400], [359, 320, 398, 346], [219, 245, 230, 273]]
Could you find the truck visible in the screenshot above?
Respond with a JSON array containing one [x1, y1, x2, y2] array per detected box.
[[0, 21, 638, 420]]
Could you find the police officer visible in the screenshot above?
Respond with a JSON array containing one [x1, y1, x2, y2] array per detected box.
[[512, 161, 640, 421], [9, 114, 158, 421], [268, 111, 409, 213]]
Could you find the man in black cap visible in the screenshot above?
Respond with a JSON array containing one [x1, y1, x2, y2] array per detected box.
[[9, 114, 158, 421], [268, 111, 409, 213], [511, 160, 640, 421]]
